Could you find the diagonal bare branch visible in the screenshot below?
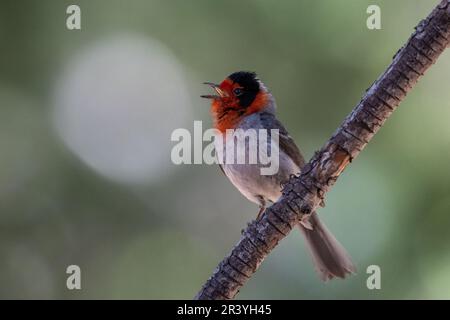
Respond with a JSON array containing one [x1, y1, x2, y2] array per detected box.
[[195, 0, 450, 300]]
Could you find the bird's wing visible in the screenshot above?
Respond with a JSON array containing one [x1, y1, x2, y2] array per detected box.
[[260, 112, 305, 169]]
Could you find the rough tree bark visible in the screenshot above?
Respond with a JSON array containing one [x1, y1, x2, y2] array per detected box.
[[195, 0, 450, 300]]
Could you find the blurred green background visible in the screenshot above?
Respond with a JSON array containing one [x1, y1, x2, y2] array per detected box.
[[0, 0, 449, 299]]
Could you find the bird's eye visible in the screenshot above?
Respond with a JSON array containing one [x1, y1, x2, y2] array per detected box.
[[233, 88, 243, 96]]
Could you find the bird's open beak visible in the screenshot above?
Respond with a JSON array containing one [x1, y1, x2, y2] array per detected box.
[[201, 82, 228, 99]]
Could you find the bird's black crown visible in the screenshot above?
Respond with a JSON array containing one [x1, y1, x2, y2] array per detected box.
[[228, 71, 260, 107], [229, 71, 259, 90]]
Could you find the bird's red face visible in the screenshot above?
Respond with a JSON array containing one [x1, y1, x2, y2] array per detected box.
[[202, 71, 269, 133]]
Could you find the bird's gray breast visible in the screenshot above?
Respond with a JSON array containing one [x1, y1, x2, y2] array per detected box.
[[215, 113, 300, 205]]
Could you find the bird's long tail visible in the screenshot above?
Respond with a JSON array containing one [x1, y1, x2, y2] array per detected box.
[[299, 212, 356, 281]]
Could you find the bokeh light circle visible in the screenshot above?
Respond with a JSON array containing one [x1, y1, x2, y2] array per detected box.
[[53, 35, 192, 185]]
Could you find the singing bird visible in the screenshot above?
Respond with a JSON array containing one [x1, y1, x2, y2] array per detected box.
[[202, 71, 356, 281]]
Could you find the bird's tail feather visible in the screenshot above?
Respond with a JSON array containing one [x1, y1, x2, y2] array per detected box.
[[299, 212, 356, 281]]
